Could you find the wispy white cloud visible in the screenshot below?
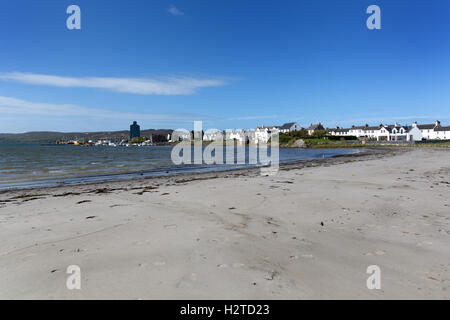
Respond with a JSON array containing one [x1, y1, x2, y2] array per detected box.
[[0, 72, 228, 95], [167, 5, 184, 16], [0, 96, 213, 122]]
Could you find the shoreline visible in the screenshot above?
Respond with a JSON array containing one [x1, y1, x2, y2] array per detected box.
[[0, 145, 364, 193], [0, 147, 391, 198]]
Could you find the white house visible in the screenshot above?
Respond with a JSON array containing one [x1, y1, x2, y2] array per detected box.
[[226, 129, 246, 144], [203, 129, 222, 142], [408, 124, 423, 141], [255, 125, 279, 143], [279, 122, 301, 133], [376, 123, 424, 142], [329, 127, 350, 136], [254, 128, 270, 144], [362, 126, 382, 140], [379, 123, 416, 141], [416, 121, 440, 140], [435, 126, 450, 140], [349, 126, 366, 138]]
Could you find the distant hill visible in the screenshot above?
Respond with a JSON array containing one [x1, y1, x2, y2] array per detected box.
[[0, 129, 173, 144]]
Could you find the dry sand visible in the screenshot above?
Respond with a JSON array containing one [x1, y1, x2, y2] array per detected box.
[[0, 148, 449, 299]]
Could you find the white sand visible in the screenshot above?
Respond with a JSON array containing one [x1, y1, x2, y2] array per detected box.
[[0, 148, 449, 299]]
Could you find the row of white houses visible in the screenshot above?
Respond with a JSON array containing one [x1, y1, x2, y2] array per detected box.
[[172, 122, 317, 143], [329, 121, 450, 141], [201, 127, 274, 144], [200, 122, 301, 144], [170, 120, 450, 143]]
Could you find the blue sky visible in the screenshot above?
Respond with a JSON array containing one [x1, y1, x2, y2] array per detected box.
[[0, 0, 449, 133]]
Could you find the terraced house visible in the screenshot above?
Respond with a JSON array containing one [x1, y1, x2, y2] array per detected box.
[[435, 125, 450, 140], [329, 120, 449, 142]]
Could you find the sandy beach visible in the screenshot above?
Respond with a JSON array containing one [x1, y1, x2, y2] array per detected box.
[[0, 148, 449, 299]]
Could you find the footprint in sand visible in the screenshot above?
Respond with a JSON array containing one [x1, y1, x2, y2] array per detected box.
[[232, 262, 245, 268], [365, 250, 386, 256], [417, 241, 433, 246], [133, 239, 151, 246]]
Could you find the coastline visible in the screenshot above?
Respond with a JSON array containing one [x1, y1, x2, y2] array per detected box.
[[0, 147, 385, 197], [0, 145, 364, 193], [1, 147, 449, 299]]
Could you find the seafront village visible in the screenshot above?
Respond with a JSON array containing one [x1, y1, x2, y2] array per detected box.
[[56, 120, 450, 147]]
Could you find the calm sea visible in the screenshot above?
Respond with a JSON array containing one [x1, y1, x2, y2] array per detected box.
[[0, 144, 361, 190]]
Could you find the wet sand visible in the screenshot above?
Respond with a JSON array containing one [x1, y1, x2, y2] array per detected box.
[[0, 148, 449, 299]]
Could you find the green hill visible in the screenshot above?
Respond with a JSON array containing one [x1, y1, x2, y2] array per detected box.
[[0, 129, 173, 144]]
